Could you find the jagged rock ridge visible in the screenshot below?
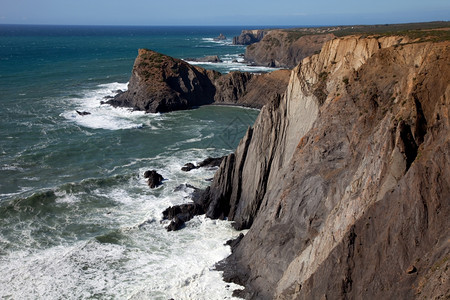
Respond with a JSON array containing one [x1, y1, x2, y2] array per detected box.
[[107, 49, 290, 113], [204, 35, 450, 299]]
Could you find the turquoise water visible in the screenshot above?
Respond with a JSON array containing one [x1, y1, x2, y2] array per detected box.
[[0, 25, 262, 299]]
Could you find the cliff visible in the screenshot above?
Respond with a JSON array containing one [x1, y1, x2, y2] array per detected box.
[[107, 49, 290, 112], [233, 29, 268, 45], [245, 31, 335, 68], [239, 22, 450, 69], [204, 35, 450, 298]]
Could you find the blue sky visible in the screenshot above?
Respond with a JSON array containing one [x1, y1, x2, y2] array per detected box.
[[1, 0, 449, 26]]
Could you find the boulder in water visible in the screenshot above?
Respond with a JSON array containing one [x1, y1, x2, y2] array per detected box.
[[144, 170, 164, 188]]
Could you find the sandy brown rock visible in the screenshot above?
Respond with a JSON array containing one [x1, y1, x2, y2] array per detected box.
[[207, 36, 450, 299]]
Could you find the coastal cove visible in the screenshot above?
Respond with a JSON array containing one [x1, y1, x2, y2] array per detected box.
[[0, 25, 266, 299]]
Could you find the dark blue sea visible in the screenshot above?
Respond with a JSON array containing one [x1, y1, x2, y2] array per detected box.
[[0, 25, 268, 299]]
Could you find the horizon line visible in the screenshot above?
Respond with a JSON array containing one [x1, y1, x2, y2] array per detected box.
[[1, 20, 449, 29]]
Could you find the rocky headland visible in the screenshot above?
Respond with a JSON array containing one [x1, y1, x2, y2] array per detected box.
[[106, 49, 290, 113], [114, 23, 450, 299], [208, 33, 450, 298]]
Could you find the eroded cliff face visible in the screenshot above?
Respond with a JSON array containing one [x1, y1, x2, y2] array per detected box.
[[245, 31, 335, 68], [108, 49, 290, 112], [209, 36, 449, 299]]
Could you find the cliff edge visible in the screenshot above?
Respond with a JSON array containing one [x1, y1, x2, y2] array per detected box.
[[206, 34, 449, 299]]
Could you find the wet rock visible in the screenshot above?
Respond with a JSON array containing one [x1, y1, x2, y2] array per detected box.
[[197, 156, 225, 168], [162, 202, 205, 231], [167, 216, 185, 231], [181, 156, 226, 172], [76, 110, 91, 116], [181, 163, 196, 172], [144, 170, 164, 188]]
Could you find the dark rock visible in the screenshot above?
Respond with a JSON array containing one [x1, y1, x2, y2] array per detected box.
[[76, 110, 91, 116], [197, 156, 225, 168], [167, 216, 185, 231], [181, 163, 196, 172], [162, 202, 205, 231], [181, 156, 226, 172], [144, 170, 164, 188], [214, 33, 227, 41]]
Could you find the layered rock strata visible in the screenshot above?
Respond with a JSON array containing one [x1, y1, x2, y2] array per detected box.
[[204, 36, 449, 299], [107, 49, 290, 113]]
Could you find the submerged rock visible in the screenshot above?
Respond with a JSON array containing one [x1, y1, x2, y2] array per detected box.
[[144, 170, 164, 188]]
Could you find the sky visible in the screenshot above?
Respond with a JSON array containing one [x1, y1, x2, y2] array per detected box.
[[1, 0, 449, 26]]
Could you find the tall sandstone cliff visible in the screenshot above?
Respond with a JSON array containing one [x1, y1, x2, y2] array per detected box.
[[205, 36, 449, 299]]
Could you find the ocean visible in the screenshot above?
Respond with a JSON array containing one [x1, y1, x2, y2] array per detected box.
[[0, 25, 271, 299]]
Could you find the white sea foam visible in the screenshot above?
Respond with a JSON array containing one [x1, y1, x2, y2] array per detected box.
[[0, 185, 244, 299], [186, 58, 280, 73], [201, 37, 233, 46], [61, 82, 164, 130]]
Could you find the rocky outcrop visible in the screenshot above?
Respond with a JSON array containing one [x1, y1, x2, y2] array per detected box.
[[233, 30, 268, 45], [144, 170, 164, 188], [204, 35, 449, 299], [108, 49, 290, 112], [107, 49, 219, 113], [245, 31, 335, 68]]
